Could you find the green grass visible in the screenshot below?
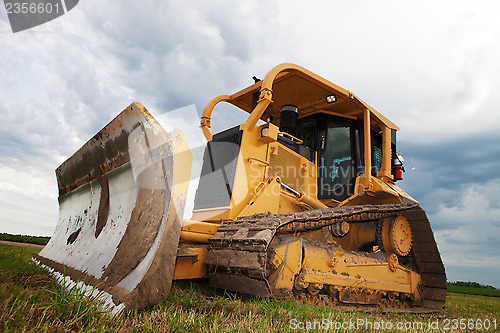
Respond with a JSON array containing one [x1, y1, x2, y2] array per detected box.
[[447, 284, 500, 297], [0, 243, 112, 332], [1, 242, 499, 332]]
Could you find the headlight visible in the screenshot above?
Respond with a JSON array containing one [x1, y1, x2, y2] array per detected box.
[[326, 94, 337, 103]]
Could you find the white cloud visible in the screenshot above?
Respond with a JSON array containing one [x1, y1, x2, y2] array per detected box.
[[0, 164, 57, 200], [0, 163, 58, 236], [430, 181, 500, 274], [267, 1, 500, 145]]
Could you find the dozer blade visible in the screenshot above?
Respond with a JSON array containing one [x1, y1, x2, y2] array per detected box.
[[36, 102, 192, 313]]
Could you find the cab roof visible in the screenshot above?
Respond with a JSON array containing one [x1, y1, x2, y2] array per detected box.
[[227, 63, 399, 131]]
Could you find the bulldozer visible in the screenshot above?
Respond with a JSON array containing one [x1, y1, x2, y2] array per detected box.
[[36, 63, 446, 313]]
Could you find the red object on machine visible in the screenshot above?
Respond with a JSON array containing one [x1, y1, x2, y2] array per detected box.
[[394, 155, 404, 181]]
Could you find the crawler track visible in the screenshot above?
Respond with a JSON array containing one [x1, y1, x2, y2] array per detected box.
[[206, 204, 446, 313]]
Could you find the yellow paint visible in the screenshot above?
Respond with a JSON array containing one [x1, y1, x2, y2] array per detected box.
[[174, 63, 419, 291], [173, 246, 207, 279]]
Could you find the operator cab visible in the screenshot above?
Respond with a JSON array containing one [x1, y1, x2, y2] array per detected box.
[[200, 64, 404, 206], [296, 114, 358, 201], [282, 109, 392, 202], [276, 111, 357, 202]]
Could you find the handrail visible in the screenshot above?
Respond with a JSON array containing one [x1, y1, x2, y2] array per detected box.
[[247, 157, 269, 166], [200, 94, 230, 141], [278, 132, 303, 145]]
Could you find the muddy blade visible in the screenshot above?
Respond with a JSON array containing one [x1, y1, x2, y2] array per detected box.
[[36, 102, 192, 313]]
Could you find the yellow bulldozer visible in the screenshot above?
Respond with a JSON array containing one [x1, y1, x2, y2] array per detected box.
[[36, 63, 446, 313]]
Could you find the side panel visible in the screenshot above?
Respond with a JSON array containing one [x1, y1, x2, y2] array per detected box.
[[192, 126, 242, 212]]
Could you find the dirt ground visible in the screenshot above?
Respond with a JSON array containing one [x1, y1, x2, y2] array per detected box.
[[0, 240, 45, 249]]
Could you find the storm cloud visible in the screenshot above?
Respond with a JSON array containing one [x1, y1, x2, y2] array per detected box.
[[0, 0, 499, 287]]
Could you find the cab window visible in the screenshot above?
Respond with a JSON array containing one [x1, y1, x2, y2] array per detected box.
[[318, 121, 353, 199], [295, 117, 318, 150]]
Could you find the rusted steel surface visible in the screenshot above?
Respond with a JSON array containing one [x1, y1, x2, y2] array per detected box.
[[206, 204, 446, 313], [37, 102, 192, 313], [56, 103, 139, 197]]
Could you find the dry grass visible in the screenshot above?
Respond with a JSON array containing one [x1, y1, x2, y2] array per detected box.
[[1, 242, 499, 332]]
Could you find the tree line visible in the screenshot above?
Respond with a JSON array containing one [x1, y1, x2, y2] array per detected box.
[[0, 233, 50, 245], [448, 281, 496, 290]]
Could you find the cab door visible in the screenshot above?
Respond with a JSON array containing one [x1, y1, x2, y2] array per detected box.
[[316, 116, 358, 202]]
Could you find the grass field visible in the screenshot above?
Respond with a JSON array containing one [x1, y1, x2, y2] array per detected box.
[[447, 284, 500, 298], [1, 242, 499, 332]]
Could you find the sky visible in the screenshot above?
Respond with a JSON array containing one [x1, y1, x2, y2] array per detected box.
[[1, 1, 499, 287]]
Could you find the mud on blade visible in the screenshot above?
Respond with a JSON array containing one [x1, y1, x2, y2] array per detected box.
[[37, 102, 192, 313]]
